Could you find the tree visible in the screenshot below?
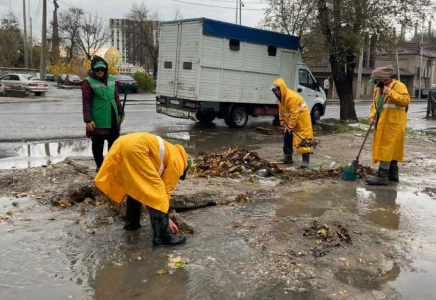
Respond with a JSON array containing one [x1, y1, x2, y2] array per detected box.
[[0, 11, 22, 67], [76, 14, 111, 60], [262, 0, 434, 120], [58, 7, 84, 61], [127, 2, 159, 78], [260, 0, 317, 37]]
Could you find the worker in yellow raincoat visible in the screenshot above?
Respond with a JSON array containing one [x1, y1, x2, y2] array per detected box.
[[366, 65, 410, 185], [271, 78, 313, 168], [94, 132, 192, 247]]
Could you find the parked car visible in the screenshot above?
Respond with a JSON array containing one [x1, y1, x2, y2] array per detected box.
[[114, 75, 138, 93], [57, 73, 67, 85], [0, 73, 48, 96], [45, 74, 56, 82], [65, 74, 82, 86]]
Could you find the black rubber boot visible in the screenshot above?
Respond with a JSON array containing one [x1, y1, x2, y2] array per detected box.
[[149, 207, 186, 247], [123, 196, 142, 231], [300, 153, 310, 169], [388, 165, 399, 182], [282, 147, 293, 164], [365, 167, 389, 186]]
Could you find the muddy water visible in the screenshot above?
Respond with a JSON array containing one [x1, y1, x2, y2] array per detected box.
[[0, 128, 279, 169], [275, 185, 436, 298], [1, 184, 436, 299]]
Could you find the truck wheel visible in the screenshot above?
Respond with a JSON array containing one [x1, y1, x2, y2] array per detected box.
[[227, 106, 248, 128], [311, 105, 322, 124], [196, 112, 216, 124]]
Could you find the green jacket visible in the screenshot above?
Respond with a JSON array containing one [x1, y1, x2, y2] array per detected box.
[[84, 75, 119, 128]]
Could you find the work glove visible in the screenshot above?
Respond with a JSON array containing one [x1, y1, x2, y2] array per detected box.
[[86, 121, 95, 132], [280, 120, 286, 127], [119, 115, 125, 124]]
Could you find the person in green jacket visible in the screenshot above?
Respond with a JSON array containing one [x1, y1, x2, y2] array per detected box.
[[82, 56, 124, 172]]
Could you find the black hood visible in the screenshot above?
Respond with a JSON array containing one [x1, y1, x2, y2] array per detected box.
[[90, 55, 109, 80]]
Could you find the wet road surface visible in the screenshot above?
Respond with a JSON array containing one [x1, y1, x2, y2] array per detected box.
[[1, 184, 436, 299]]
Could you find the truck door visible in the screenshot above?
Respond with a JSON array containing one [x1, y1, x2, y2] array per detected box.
[[156, 23, 182, 97], [298, 68, 323, 110]]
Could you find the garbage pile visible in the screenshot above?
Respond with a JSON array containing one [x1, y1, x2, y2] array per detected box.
[[190, 148, 376, 181], [191, 148, 283, 178]]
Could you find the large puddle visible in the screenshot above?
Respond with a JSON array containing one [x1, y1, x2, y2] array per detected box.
[[0, 128, 278, 169], [1, 185, 436, 299]]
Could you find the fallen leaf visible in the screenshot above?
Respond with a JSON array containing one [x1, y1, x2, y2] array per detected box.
[[338, 291, 348, 298]]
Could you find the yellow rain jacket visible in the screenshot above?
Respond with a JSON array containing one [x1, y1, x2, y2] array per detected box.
[[273, 78, 313, 154], [369, 79, 410, 163], [94, 132, 189, 213]]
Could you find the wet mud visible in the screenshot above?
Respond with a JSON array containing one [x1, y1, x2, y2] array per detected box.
[[1, 129, 436, 299]]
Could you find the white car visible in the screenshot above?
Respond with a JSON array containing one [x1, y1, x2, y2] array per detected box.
[[0, 73, 49, 96]]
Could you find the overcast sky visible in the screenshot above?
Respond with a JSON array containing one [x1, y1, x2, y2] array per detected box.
[[0, 0, 268, 45]]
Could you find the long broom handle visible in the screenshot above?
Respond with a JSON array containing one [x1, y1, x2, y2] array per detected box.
[[356, 124, 373, 160]]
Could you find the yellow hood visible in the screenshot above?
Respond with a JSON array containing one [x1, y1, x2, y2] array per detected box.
[[272, 78, 288, 101]]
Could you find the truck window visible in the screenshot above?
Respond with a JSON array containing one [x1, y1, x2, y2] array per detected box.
[[229, 39, 240, 51], [183, 62, 192, 70], [164, 61, 172, 69], [268, 46, 277, 56], [299, 69, 317, 90]]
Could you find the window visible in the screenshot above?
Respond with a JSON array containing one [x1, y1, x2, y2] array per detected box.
[[11, 75, 19, 81], [229, 39, 240, 51], [299, 69, 318, 90], [1, 75, 10, 80], [268, 46, 277, 57], [164, 61, 172, 69], [183, 62, 192, 70]]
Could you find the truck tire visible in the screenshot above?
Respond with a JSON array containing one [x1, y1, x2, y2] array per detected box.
[[226, 106, 248, 128], [196, 112, 216, 124], [311, 105, 322, 124]]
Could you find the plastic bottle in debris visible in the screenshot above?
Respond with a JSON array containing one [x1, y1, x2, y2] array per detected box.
[[329, 161, 336, 168], [241, 166, 251, 173]]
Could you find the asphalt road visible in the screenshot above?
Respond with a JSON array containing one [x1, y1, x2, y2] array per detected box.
[[0, 83, 430, 160]]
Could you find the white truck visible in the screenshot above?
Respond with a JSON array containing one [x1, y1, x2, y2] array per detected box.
[[156, 18, 326, 128]]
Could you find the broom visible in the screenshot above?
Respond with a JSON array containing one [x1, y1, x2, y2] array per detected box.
[[340, 123, 373, 181]]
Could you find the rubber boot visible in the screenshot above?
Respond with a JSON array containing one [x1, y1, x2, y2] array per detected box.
[[123, 196, 142, 231], [149, 207, 186, 247], [388, 165, 399, 182], [365, 167, 389, 186], [282, 147, 293, 164], [300, 153, 310, 169]]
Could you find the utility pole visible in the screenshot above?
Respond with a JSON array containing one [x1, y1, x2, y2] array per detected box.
[[40, 0, 47, 80], [239, 0, 243, 25], [356, 48, 363, 99], [419, 20, 424, 99], [235, 0, 238, 24], [30, 17, 33, 67], [23, 0, 29, 68]]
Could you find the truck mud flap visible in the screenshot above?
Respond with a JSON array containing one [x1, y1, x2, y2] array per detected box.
[[156, 105, 197, 121]]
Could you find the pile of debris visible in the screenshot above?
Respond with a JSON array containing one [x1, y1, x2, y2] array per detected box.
[[280, 164, 376, 181], [191, 148, 283, 178], [190, 148, 376, 181]]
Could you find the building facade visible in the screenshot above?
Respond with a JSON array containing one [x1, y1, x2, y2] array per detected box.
[[109, 18, 159, 71]]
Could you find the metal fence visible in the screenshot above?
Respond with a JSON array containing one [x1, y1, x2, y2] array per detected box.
[[0, 67, 39, 77]]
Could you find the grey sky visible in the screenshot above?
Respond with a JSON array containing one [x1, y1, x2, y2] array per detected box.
[[0, 0, 268, 44]]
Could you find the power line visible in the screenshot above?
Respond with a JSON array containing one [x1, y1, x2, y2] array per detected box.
[[202, 0, 266, 3], [34, 0, 42, 23], [169, 0, 266, 10]]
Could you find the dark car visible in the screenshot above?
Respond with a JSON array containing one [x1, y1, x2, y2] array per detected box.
[[57, 73, 67, 85], [45, 74, 56, 82], [65, 74, 82, 86], [115, 75, 138, 93]]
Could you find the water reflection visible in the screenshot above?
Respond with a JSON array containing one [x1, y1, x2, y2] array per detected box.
[[356, 188, 400, 230], [0, 139, 105, 169]]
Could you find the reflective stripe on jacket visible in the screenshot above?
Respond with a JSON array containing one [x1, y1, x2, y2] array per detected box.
[[94, 133, 189, 213]]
